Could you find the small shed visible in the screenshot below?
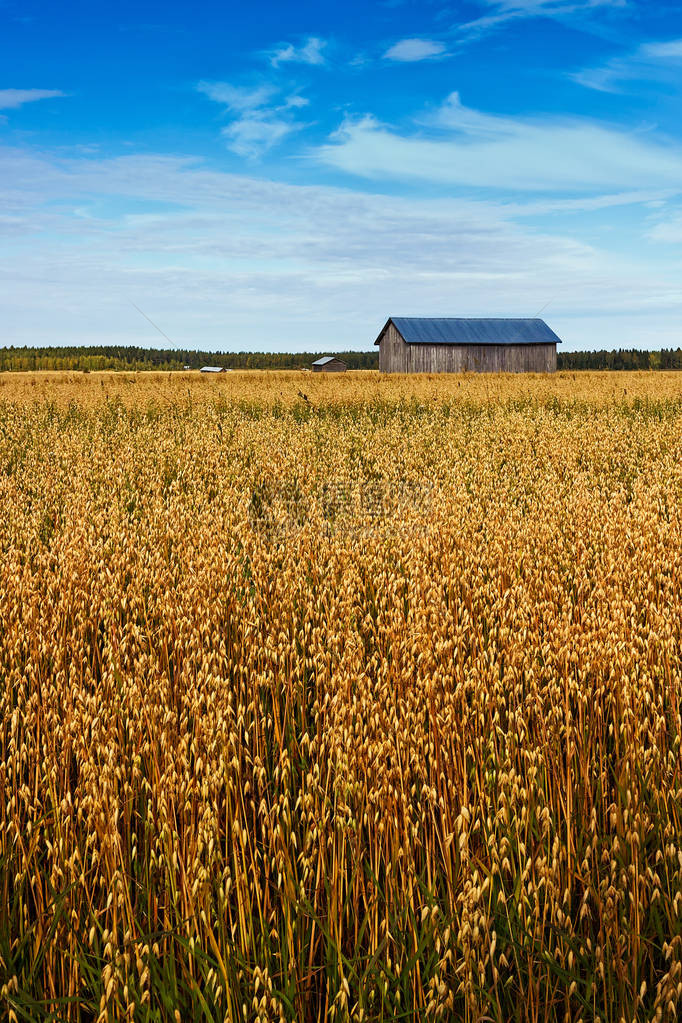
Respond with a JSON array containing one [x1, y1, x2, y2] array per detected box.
[[312, 356, 347, 373], [375, 317, 561, 374], [200, 366, 227, 373]]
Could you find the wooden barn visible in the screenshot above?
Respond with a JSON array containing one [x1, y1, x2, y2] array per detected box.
[[375, 318, 561, 374], [312, 356, 347, 373]]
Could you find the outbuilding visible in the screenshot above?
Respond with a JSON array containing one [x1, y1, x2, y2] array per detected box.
[[375, 317, 561, 373], [311, 356, 347, 373], [200, 366, 227, 373]]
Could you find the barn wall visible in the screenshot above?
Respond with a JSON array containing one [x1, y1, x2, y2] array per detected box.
[[378, 323, 411, 373], [378, 328, 557, 373], [312, 360, 346, 373]]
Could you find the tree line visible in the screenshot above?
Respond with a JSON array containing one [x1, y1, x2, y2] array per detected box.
[[0, 345, 681, 372], [0, 346, 379, 372], [558, 349, 682, 370]]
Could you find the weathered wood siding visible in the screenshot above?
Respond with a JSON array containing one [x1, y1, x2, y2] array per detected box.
[[378, 323, 557, 373], [312, 359, 347, 373], [378, 323, 410, 373]]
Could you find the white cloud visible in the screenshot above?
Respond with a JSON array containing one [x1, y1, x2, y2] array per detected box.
[[460, 0, 625, 38], [221, 115, 301, 158], [641, 39, 682, 60], [383, 38, 447, 62], [485, 0, 623, 10], [1, 143, 681, 352], [196, 81, 276, 111], [648, 211, 682, 244], [0, 88, 65, 110], [574, 37, 682, 92], [506, 190, 676, 217], [270, 36, 326, 68], [571, 64, 631, 93], [197, 80, 308, 158], [316, 92, 682, 193]]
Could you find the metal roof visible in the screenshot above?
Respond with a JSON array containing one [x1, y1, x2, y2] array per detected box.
[[312, 356, 345, 366], [376, 317, 561, 346], [200, 365, 226, 372]]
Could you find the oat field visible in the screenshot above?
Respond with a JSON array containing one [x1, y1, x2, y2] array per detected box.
[[2, 371, 682, 1022]]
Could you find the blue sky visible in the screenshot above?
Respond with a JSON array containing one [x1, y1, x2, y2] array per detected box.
[[1, 0, 682, 352]]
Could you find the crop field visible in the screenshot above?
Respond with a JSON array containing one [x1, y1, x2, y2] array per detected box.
[[3, 367, 682, 407], [2, 370, 682, 1022]]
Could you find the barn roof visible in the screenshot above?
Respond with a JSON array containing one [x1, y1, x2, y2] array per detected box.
[[312, 356, 345, 366], [376, 317, 561, 346]]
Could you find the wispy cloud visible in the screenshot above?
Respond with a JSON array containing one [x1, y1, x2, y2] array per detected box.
[[642, 39, 682, 60], [0, 88, 65, 110], [221, 115, 302, 158], [459, 0, 626, 38], [269, 36, 326, 68], [4, 142, 682, 352], [383, 38, 447, 62], [647, 209, 682, 243], [573, 37, 682, 92], [316, 91, 682, 194], [197, 80, 308, 158], [196, 81, 276, 111]]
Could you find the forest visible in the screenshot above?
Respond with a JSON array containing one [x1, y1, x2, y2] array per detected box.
[[0, 346, 379, 372], [0, 345, 681, 372]]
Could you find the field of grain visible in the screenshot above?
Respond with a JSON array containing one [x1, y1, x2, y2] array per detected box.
[[2, 372, 682, 1022], [2, 367, 682, 407]]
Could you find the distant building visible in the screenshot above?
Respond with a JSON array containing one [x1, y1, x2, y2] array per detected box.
[[200, 366, 227, 373], [375, 318, 561, 374], [311, 356, 347, 373]]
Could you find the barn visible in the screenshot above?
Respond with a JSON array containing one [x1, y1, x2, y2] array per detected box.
[[375, 318, 561, 374], [312, 356, 347, 373]]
